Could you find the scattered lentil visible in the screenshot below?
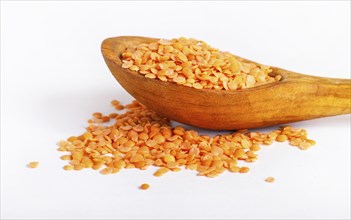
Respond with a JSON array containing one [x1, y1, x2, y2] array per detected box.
[[140, 183, 150, 190], [265, 177, 275, 183], [239, 167, 250, 173], [27, 162, 39, 168], [57, 99, 315, 178], [63, 165, 74, 171]]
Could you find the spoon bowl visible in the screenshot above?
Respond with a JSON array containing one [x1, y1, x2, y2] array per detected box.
[[101, 36, 351, 130]]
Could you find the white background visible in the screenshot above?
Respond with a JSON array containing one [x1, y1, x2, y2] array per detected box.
[[1, 1, 350, 219]]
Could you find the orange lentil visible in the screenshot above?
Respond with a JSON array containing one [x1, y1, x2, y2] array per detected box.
[[100, 167, 113, 175], [121, 37, 280, 91], [298, 141, 312, 150], [140, 183, 150, 190], [57, 146, 66, 151], [307, 139, 316, 146], [172, 167, 181, 172], [27, 162, 39, 168], [60, 155, 72, 160], [92, 112, 102, 118], [153, 167, 170, 177], [250, 145, 261, 151], [239, 167, 250, 173], [92, 164, 103, 170], [276, 134, 288, 142], [108, 113, 119, 119], [163, 155, 175, 163], [229, 165, 240, 173], [265, 177, 275, 183], [111, 100, 120, 106], [115, 105, 125, 110], [57, 99, 315, 179], [166, 161, 178, 169], [63, 165, 74, 171], [73, 164, 84, 171]]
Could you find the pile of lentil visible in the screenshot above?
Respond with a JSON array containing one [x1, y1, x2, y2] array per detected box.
[[121, 37, 281, 90], [57, 99, 315, 178]]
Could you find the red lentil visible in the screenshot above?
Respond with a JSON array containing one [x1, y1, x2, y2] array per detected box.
[[57, 99, 315, 178], [121, 37, 280, 91]]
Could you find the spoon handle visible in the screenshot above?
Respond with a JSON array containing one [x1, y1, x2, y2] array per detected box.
[[275, 67, 351, 119]]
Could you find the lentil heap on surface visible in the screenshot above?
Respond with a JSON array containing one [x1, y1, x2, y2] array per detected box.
[[121, 37, 281, 90], [57, 100, 315, 178]]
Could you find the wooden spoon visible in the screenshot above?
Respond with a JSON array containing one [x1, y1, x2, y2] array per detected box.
[[101, 36, 351, 130]]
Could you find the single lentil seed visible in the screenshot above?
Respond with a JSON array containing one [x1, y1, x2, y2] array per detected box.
[[100, 167, 113, 175], [276, 134, 288, 142], [239, 167, 250, 173], [73, 164, 84, 171], [60, 155, 72, 160], [140, 183, 150, 190], [27, 162, 39, 168], [63, 165, 74, 171], [265, 177, 275, 183]]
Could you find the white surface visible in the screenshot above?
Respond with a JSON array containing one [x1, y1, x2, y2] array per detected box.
[[1, 1, 350, 219]]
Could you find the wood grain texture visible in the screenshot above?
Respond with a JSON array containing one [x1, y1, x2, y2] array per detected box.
[[101, 36, 351, 130]]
